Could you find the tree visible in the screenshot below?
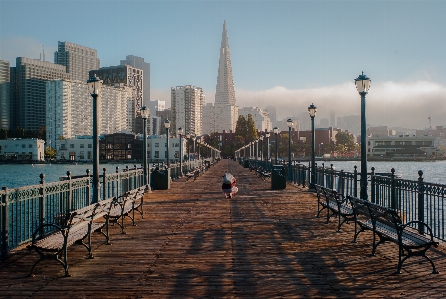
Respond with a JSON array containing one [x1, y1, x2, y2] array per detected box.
[[245, 114, 258, 143], [335, 132, 355, 151], [0, 128, 7, 139], [235, 115, 247, 138], [234, 114, 258, 145], [45, 146, 57, 160]]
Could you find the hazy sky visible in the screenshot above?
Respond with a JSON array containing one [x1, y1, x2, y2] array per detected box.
[[1, 0, 445, 129]]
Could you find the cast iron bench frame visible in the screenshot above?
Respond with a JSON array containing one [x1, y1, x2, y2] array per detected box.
[[315, 184, 354, 232], [107, 187, 145, 234], [348, 195, 439, 274], [27, 197, 115, 277]]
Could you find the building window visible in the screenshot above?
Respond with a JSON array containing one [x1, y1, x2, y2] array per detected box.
[[155, 151, 159, 158], [88, 151, 92, 159], [88, 144, 92, 148], [70, 144, 74, 148], [22, 144, 26, 148], [80, 144, 84, 148], [155, 143, 159, 147], [29, 144, 33, 148]]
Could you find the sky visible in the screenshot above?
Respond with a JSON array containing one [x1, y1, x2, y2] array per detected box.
[[1, 0, 446, 129]]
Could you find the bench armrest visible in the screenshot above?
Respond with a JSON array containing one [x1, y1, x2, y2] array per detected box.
[[400, 220, 438, 246]]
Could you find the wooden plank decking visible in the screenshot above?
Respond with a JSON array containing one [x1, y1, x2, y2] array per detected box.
[[1, 159, 446, 298]]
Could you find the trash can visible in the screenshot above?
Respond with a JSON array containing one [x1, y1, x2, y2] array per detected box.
[[271, 165, 287, 190], [152, 167, 171, 190], [243, 159, 250, 168]]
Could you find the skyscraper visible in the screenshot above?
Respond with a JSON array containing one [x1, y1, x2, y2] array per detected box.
[[0, 60, 10, 129], [10, 58, 69, 130], [171, 85, 204, 136], [120, 55, 150, 106], [203, 21, 238, 134], [54, 41, 100, 82]]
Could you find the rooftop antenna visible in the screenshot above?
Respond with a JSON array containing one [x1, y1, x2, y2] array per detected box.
[[40, 44, 45, 62]]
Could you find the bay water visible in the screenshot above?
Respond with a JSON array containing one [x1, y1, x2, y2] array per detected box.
[[0, 160, 445, 189]]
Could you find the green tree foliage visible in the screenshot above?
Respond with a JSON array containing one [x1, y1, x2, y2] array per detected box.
[[246, 114, 258, 143], [0, 128, 7, 139], [45, 146, 57, 160], [335, 132, 356, 151], [234, 114, 258, 145]]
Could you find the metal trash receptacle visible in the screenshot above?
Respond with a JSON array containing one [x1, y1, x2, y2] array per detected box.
[[271, 165, 286, 190], [152, 168, 171, 190], [243, 159, 250, 168]]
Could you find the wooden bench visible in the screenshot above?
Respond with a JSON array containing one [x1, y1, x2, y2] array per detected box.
[[186, 168, 200, 182], [107, 187, 145, 234], [27, 197, 114, 277], [348, 195, 439, 274], [315, 185, 354, 232], [255, 166, 271, 181]]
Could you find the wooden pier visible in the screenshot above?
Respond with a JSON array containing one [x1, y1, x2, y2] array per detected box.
[[1, 159, 446, 298]]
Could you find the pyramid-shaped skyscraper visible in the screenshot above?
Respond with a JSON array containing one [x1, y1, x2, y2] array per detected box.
[[202, 21, 238, 134]]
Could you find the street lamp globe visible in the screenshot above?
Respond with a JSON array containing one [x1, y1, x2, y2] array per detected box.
[[287, 118, 293, 128], [355, 72, 371, 94], [177, 127, 183, 136], [273, 127, 279, 135], [164, 119, 171, 130], [140, 106, 149, 119], [308, 103, 317, 117], [87, 74, 102, 95]]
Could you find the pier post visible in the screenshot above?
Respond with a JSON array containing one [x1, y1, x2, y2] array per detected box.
[[418, 170, 425, 234], [1, 187, 9, 258]]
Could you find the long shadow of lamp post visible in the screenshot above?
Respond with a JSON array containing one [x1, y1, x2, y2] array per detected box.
[[308, 103, 317, 190], [355, 72, 371, 200], [87, 74, 102, 204], [140, 106, 149, 190], [273, 127, 279, 164], [287, 118, 293, 180]]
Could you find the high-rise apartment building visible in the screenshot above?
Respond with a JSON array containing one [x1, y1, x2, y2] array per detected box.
[[10, 57, 69, 131], [203, 21, 238, 134], [238, 107, 272, 132], [90, 65, 143, 133], [54, 41, 100, 82], [147, 100, 165, 135], [0, 60, 10, 129], [171, 86, 205, 136], [120, 55, 150, 106], [46, 80, 132, 147]]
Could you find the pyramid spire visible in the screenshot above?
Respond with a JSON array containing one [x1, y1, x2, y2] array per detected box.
[[215, 20, 236, 106], [221, 20, 229, 48]]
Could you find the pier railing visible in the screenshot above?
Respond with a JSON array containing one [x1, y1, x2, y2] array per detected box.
[[0, 158, 215, 259], [243, 158, 446, 242]]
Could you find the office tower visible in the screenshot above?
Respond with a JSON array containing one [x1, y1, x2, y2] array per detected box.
[[90, 65, 143, 133], [46, 79, 131, 147], [120, 55, 150, 106], [203, 21, 238, 133], [0, 60, 10, 129], [330, 110, 336, 127], [55, 41, 100, 82], [171, 85, 205, 136], [147, 100, 165, 135], [238, 107, 272, 132], [10, 58, 69, 131]]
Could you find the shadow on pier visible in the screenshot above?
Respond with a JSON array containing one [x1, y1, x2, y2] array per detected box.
[[1, 159, 446, 298]]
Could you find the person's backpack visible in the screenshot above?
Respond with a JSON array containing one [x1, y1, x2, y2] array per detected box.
[[222, 173, 234, 184]]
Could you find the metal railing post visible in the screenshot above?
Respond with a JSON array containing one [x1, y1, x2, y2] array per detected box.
[[418, 170, 425, 234], [67, 171, 72, 211], [390, 168, 397, 209], [102, 168, 107, 201], [354, 166, 358, 198], [370, 167, 375, 203], [1, 187, 9, 258], [39, 173, 46, 236]]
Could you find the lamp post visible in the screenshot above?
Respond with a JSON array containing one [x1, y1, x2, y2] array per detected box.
[[191, 134, 196, 160], [273, 127, 279, 164], [87, 74, 102, 203], [186, 132, 190, 170], [308, 103, 317, 190], [355, 72, 371, 200], [178, 127, 183, 176], [164, 119, 171, 168], [287, 118, 293, 180], [197, 138, 201, 163], [255, 139, 259, 161], [260, 135, 264, 165], [140, 106, 149, 189], [266, 132, 270, 162]]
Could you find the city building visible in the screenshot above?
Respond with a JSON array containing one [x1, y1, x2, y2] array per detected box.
[[54, 41, 100, 82], [56, 135, 93, 161], [203, 21, 238, 134], [330, 110, 336, 127], [367, 126, 395, 137], [368, 135, 436, 157], [147, 135, 185, 162], [89, 65, 144, 133], [171, 85, 205, 136], [0, 138, 45, 161], [120, 55, 150, 106], [10, 57, 69, 131], [238, 107, 272, 132], [0, 60, 10, 129], [147, 100, 166, 135], [46, 79, 133, 147], [336, 115, 361, 136]]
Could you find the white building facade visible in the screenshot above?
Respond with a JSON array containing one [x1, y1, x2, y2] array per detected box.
[[171, 86, 205, 136], [238, 107, 272, 132], [0, 138, 45, 161], [46, 79, 133, 147]]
